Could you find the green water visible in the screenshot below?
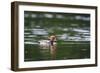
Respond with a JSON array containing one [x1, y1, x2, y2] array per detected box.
[[24, 41, 90, 61], [24, 11, 90, 61]]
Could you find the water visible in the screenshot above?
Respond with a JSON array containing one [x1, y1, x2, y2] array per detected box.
[[24, 41, 90, 61], [24, 11, 90, 61]]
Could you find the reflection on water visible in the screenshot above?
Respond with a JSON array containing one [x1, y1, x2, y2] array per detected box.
[[24, 11, 90, 61], [32, 29, 48, 35], [24, 28, 90, 61], [24, 41, 90, 61], [24, 28, 90, 42]]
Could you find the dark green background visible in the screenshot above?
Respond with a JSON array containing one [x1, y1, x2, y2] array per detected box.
[[24, 11, 90, 61]]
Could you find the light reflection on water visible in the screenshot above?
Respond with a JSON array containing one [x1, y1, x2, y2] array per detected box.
[[24, 12, 90, 61], [24, 27, 90, 61], [24, 27, 90, 43]]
